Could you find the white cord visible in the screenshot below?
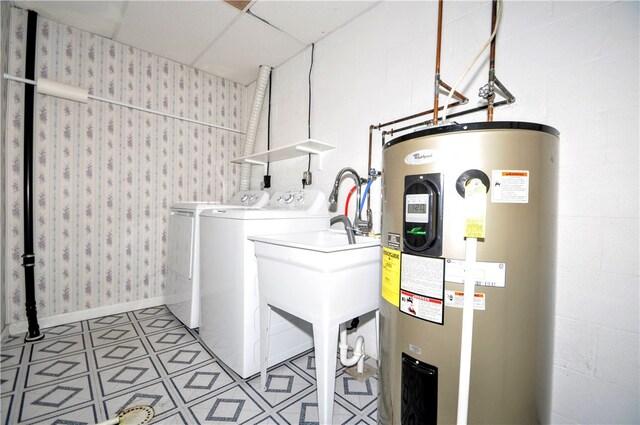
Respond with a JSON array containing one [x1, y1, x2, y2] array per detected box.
[[442, 0, 503, 122]]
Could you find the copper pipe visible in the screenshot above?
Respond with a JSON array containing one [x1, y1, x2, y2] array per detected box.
[[385, 100, 510, 140], [439, 80, 468, 103], [381, 101, 462, 140], [433, 0, 444, 125], [487, 0, 498, 122], [373, 109, 434, 130]]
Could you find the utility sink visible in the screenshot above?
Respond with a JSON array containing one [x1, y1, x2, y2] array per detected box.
[[250, 230, 381, 425], [250, 230, 380, 323]]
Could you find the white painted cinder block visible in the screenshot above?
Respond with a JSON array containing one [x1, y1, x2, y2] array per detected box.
[[555, 267, 639, 334], [549, 413, 579, 425], [247, 2, 639, 423], [556, 216, 604, 268], [554, 316, 597, 376], [595, 327, 640, 392], [601, 218, 640, 275], [552, 365, 639, 424]]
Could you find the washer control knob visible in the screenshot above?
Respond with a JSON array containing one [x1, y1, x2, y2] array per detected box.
[[284, 194, 294, 204]]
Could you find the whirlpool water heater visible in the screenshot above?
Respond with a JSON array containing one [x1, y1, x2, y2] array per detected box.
[[378, 122, 559, 424]]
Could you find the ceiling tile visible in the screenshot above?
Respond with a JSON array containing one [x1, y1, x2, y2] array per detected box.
[[249, 0, 379, 44], [193, 13, 305, 85], [115, 1, 240, 66], [14, 1, 124, 38]]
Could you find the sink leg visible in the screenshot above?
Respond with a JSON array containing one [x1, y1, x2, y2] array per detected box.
[[312, 323, 339, 425], [260, 298, 271, 391]]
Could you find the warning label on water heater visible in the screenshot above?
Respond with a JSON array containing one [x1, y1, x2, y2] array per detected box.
[[491, 170, 530, 203], [400, 290, 444, 324], [399, 253, 445, 324], [444, 290, 486, 310]]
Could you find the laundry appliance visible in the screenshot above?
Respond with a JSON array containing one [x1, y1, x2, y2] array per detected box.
[[378, 122, 559, 424], [199, 189, 330, 378], [166, 191, 269, 328]]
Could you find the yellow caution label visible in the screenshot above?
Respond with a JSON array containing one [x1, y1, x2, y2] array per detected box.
[[382, 247, 401, 307], [464, 179, 487, 238]]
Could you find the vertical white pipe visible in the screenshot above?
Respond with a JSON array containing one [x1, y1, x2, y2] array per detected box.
[[339, 326, 365, 368], [457, 236, 477, 424], [239, 65, 271, 191]]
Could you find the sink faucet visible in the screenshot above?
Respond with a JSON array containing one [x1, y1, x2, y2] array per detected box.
[[328, 167, 369, 235]]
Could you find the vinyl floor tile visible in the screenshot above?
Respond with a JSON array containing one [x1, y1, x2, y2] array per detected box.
[[1, 306, 380, 424], [24, 351, 90, 388]]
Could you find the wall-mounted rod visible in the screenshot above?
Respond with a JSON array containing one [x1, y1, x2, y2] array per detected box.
[[3, 74, 246, 135]]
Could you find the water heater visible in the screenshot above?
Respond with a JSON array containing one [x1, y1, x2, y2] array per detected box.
[[378, 122, 559, 424]]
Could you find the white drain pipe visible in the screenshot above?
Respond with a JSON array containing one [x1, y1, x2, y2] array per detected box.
[[239, 65, 271, 191], [339, 326, 365, 373]]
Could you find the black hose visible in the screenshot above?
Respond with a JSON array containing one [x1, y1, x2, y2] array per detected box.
[[23, 9, 43, 342]]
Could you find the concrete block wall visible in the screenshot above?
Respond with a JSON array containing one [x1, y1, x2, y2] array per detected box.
[[249, 1, 639, 423]]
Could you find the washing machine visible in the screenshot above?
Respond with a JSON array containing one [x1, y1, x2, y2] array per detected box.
[[199, 189, 330, 378], [166, 190, 269, 328]]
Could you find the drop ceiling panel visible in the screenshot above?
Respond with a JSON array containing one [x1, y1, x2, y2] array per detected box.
[[194, 13, 306, 85], [11, 0, 383, 85], [250, 1, 379, 44], [116, 1, 240, 66], [14, 1, 124, 38]]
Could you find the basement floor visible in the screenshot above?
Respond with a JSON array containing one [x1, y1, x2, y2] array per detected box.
[[0, 305, 378, 424]]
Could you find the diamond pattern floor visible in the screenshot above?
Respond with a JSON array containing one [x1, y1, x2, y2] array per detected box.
[[1, 306, 378, 424]]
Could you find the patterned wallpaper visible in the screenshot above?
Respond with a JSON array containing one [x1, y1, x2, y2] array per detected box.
[[4, 8, 245, 323], [1, 2, 10, 332]]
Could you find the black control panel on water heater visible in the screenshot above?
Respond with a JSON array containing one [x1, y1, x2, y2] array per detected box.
[[403, 173, 443, 257]]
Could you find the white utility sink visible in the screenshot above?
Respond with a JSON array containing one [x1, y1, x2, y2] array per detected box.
[[250, 230, 381, 425]]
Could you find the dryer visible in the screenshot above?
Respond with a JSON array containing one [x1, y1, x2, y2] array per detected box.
[[199, 189, 329, 378], [166, 190, 269, 328]]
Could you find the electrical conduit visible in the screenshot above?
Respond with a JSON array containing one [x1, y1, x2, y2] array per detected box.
[[239, 65, 271, 191]]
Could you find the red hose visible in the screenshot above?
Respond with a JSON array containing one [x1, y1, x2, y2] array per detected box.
[[345, 185, 358, 217]]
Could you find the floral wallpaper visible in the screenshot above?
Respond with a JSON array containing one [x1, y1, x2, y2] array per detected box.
[[4, 8, 244, 323], [1, 1, 10, 332]]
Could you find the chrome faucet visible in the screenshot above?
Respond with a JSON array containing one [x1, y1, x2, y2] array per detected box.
[[328, 167, 369, 235]]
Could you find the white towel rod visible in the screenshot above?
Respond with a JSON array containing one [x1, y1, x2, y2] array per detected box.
[[3, 73, 246, 135]]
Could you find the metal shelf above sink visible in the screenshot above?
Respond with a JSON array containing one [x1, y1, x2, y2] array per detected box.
[[231, 139, 335, 170]]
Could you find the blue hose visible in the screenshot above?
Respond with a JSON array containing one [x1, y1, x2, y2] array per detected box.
[[360, 178, 373, 211]]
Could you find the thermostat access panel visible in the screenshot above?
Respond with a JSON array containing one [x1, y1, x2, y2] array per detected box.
[[403, 173, 443, 257]]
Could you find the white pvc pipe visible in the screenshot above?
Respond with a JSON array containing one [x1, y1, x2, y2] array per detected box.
[[456, 236, 478, 425], [339, 326, 365, 373], [239, 65, 271, 191]]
